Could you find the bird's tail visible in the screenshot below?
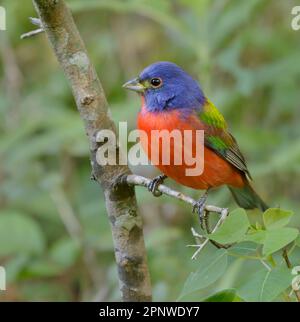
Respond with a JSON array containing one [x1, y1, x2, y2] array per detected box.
[[228, 182, 268, 212]]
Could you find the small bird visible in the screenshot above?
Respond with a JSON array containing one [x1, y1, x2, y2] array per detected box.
[[123, 61, 268, 217]]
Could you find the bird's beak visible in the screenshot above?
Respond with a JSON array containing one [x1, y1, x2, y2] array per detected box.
[[122, 77, 145, 93]]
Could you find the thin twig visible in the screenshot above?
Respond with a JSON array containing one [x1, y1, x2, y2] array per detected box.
[[50, 188, 103, 299], [20, 17, 44, 39], [259, 259, 272, 271], [21, 28, 44, 39], [189, 208, 229, 259], [282, 248, 292, 268], [50, 189, 81, 239]]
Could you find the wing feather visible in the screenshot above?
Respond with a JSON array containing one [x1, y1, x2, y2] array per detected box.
[[196, 99, 252, 180]]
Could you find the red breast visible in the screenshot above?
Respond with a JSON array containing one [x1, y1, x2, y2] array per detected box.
[[137, 98, 244, 190]]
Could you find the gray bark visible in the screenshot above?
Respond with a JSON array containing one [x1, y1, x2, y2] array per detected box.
[[32, 0, 152, 302]]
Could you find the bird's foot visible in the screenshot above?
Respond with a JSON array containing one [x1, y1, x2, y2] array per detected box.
[[192, 190, 209, 228], [148, 174, 167, 197]]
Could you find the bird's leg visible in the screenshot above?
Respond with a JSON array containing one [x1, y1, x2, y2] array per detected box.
[[192, 189, 209, 228], [148, 174, 168, 197]]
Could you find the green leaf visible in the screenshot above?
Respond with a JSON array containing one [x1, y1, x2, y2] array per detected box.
[[237, 266, 292, 302], [263, 208, 294, 230], [0, 211, 45, 257], [262, 228, 298, 256], [255, 222, 263, 230], [228, 242, 258, 256], [243, 226, 298, 255], [23, 259, 64, 278], [203, 289, 240, 302], [178, 249, 228, 300], [50, 238, 81, 269], [20, 281, 71, 301], [145, 227, 182, 249], [295, 235, 300, 248], [244, 229, 266, 244], [208, 208, 250, 244], [4, 255, 30, 282]]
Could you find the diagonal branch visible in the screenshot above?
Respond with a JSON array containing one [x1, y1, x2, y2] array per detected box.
[[125, 174, 229, 259], [28, 0, 151, 302], [125, 174, 226, 214]]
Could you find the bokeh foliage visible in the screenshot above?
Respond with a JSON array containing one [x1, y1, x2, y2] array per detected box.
[[0, 0, 300, 301]]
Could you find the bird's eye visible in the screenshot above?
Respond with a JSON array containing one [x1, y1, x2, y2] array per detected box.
[[150, 77, 162, 88]]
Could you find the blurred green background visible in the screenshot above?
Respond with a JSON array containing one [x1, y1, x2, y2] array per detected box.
[[0, 0, 300, 301]]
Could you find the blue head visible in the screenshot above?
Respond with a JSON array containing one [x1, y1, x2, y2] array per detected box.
[[123, 61, 206, 113]]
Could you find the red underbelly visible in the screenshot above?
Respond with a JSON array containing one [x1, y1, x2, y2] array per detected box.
[[137, 109, 244, 190], [156, 148, 244, 189]]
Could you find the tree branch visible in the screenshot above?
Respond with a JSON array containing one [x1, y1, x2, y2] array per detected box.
[[126, 174, 226, 214], [29, 0, 151, 302], [125, 174, 229, 259]]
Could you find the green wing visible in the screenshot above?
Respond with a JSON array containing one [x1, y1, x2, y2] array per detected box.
[[198, 99, 252, 180]]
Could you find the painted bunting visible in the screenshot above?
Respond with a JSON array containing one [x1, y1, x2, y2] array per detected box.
[[123, 61, 268, 216]]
